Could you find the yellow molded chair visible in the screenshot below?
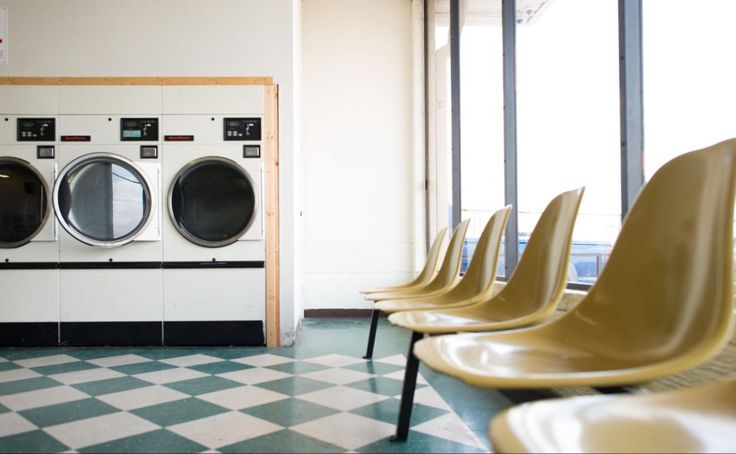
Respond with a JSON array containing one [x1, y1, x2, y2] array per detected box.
[[360, 227, 448, 296], [413, 139, 736, 398], [377, 206, 511, 315], [387, 188, 584, 441], [363, 219, 470, 359], [490, 377, 736, 453]]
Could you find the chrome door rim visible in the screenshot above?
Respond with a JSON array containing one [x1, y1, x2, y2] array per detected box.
[[168, 156, 257, 248], [53, 152, 154, 248], [0, 157, 52, 249]]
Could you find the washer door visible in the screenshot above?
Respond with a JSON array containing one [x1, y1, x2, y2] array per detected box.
[[54, 153, 153, 247], [169, 157, 256, 248], [0, 157, 51, 248]]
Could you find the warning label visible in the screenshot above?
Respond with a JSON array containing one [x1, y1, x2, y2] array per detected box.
[[0, 8, 7, 64]]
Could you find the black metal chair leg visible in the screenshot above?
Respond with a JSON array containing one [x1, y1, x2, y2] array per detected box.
[[363, 309, 380, 359], [390, 330, 423, 442]]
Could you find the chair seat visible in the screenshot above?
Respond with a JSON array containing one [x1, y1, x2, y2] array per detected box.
[[489, 378, 736, 453], [412, 328, 709, 389], [387, 305, 547, 334]]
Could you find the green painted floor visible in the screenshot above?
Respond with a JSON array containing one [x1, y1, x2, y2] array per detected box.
[[0, 318, 514, 453]]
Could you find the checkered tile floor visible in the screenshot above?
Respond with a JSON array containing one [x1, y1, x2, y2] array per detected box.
[[0, 349, 488, 453]]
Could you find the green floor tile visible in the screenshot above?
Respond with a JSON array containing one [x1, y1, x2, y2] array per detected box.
[[165, 376, 242, 396], [254, 376, 332, 396], [79, 429, 207, 453], [0, 377, 61, 396], [357, 431, 487, 453], [189, 360, 252, 375], [266, 360, 329, 375], [31, 361, 96, 376], [200, 347, 269, 360], [19, 398, 119, 428], [0, 430, 70, 453], [0, 350, 62, 361], [73, 376, 152, 396], [0, 403, 9, 413], [242, 398, 338, 427], [0, 362, 20, 372], [350, 398, 448, 426], [344, 361, 405, 375], [347, 376, 425, 397], [59, 349, 139, 361], [111, 361, 175, 376], [220, 429, 344, 454], [131, 397, 229, 426], [135, 349, 201, 360]]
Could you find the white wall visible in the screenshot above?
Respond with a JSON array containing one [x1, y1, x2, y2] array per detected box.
[[0, 0, 302, 344], [302, 0, 415, 310]]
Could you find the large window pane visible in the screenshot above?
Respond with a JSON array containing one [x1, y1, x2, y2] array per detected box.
[[459, 4, 505, 275], [516, 0, 620, 284]]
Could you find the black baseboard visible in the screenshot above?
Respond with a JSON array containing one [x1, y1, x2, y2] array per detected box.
[[0, 323, 58, 347], [60, 322, 163, 347], [305, 309, 387, 318], [164, 321, 265, 346]]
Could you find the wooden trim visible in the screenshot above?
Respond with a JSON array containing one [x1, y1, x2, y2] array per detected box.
[[305, 309, 388, 318], [264, 84, 281, 347], [0, 76, 273, 86]]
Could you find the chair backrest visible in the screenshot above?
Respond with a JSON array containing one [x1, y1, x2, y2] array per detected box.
[[492, 187, 585, 318], [449, 206, 511, 300], [562, 139, 736, 365], [423, 219, 471, 292], [419, 227, 449, 283]]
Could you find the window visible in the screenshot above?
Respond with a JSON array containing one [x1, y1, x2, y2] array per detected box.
[[516, 0, 620, 283]]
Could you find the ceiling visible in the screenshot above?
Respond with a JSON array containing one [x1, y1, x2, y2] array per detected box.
[[433, 0, 554, 26]]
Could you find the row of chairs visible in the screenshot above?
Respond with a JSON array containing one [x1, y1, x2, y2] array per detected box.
[[360, 140, 736, 452]]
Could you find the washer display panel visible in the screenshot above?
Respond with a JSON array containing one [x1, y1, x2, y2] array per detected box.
[[0, 158, 50, 248], [170, 157, 255, 247], [55, 154, 152, 247]]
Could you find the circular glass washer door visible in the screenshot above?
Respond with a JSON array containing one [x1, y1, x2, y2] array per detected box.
[[0, 157, 51, 248], [53, 153, 154, 247], [169, 157, 256, 248]]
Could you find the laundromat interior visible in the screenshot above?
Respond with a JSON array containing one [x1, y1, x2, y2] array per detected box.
[[1, 1, 735, 453]]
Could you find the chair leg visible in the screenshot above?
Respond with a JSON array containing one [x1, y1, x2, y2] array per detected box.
[[363, 309, 380, 360], [390, 330, 423, 442]]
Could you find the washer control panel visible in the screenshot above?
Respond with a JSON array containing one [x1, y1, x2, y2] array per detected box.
[[224, 117, 261, 141], [17, 118, 56, 142], [121, 118, 159, 141]]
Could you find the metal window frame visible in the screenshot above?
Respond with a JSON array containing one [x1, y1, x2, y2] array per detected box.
[[450, 0, 462, 228]]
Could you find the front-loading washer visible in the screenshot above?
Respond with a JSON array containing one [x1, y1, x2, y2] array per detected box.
[[0, 114, 60, 346], [162, 110, 265, 346], [55, 114, 163, 345]]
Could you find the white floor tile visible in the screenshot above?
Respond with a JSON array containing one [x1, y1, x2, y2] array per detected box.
[[96, 385, 189, 411], [168, 411, 282, 449], [217, 368, 291, 385], [412, 413, 487, 450], [373, 354, 407, 366], [296, 386, 388, 412], [159, 354, 222, 367], [15, 354, 78, 368], [198, 385, 288, 410], [0, 368, 41, 384], [291, 412, 395, 450], [0, 385, 88, 411], [87, 354, 152, 368], [382, 370, 429, 385], [44, 412, 159, 450], [302, 354, 365, 368], [300, 368, 373, 385], [230, 354, 294, 367], [134, 367, 208, 385], [397, 386, 451, 411], [0, 413, 37, 438], [49, 368, 125, 386], [0, 357, 7, 363]]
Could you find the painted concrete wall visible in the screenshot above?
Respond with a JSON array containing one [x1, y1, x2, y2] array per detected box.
[[0, 0, 301, 344], [302, 0, 415, 309]]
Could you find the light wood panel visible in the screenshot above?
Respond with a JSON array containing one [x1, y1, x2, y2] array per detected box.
[[264, 85, 281, 347], [0, 76, 273, 86]]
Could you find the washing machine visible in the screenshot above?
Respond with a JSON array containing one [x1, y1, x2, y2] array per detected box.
[[0, 112, 60, 346], [161, 85, 265, 345], [55, 109, 163, 345]]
